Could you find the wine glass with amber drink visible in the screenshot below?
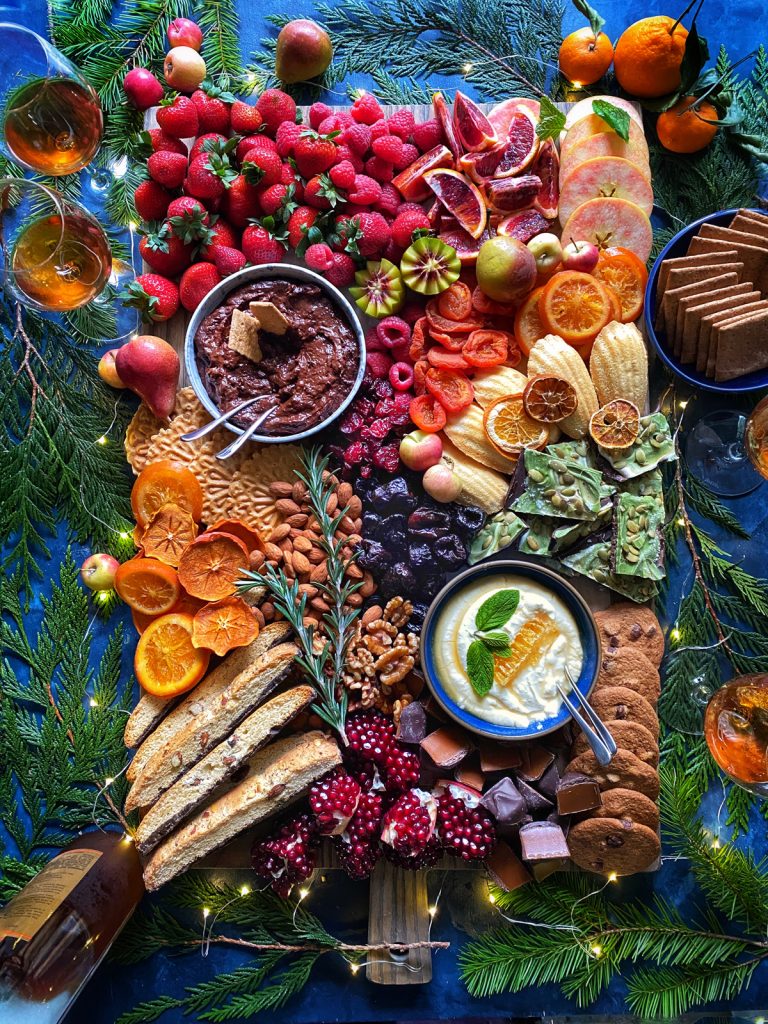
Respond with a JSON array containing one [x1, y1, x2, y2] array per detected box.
[[704, 676, 768, 798], [0, 24, 102, 176]]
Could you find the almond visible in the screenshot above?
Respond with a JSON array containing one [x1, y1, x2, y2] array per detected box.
[[292, 551, 311, 574], [269, 524, 291, 542], [278, 537, 293, 552], [310, 596, 330, 613], [249, 550, 266, 570], [325, 492, 339, 515], [310, 562, 328, 583], [284, 561, 296, 580], [282, 550, 293, 570], [294, 535, 313, 554], [361, 604, 383, 626], [337, 481, 354, 504], [360, 571, 376, 598], [287, 513, 309, 528], [269, 481, 294, 499], [308, 548, 325, 565], [261, 601, 276, 620], [347, 495, 362, 517], [275, 498, 301, 517], [346, 592, 363, 607], [264, 542, 282, 561], [292, 481, 307, 503], [298, 583, 319, 600], [345, 562, 364, 580]]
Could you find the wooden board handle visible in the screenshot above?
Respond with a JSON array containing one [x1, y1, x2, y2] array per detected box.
[[366, 859, 432, 985]]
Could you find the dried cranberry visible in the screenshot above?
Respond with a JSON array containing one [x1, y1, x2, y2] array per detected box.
[[361, 419, 392, 440], [372, 443, 401, 472], [360, 464, 372, 478], [344, 440, 369, 465], [372, 379, 394, 400], [339, 411, 364, 435], [375, 398, 395, 417]]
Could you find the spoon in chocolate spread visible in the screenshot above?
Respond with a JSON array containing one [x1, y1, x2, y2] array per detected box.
[[180, 395, 264, 443], [215, 402, 279, 460]]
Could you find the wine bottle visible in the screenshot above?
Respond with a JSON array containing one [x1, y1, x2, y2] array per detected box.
[[0, 831, 144, 1023]]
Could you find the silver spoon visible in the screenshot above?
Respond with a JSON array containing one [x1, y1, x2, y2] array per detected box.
[[215, 404, 277, 461], [180, 395, 264, 442], [557, 666, 617, 766]]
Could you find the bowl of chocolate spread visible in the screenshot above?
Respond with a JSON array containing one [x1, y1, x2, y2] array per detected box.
[[185, 264, 366, 443]]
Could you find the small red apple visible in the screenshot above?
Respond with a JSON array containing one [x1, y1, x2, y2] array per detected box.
[[399, 430, 443, 471], [163, 47, 206, 92], [80, 553, 119, 592], [562, 239, 600, 273], [98, 349, 126, 389], [275, 19, 333, 84], [167, 18, 203, 51], [123, 68, 164, 110]]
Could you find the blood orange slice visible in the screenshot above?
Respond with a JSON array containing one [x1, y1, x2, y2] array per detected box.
[[432, 91, 462, 158], [589, 399, 640, 449], [487, 98, 541, 138], [452, 90, 498, 152], [438, 217, 491, 263], [497, 209, 550, 243], [561, 115, 649, 166], [392, 144, 454, 202], [559, 157, 654, 223], [514, 286, 546, 356], [424, 168, 487, 239], [561, 197, 653, 263], [485, 174, 541, 214], [559, 132, 651, 182], [523, 375, 579, 423], [564, 96, 643, 131], [531, 140, 559, 219]]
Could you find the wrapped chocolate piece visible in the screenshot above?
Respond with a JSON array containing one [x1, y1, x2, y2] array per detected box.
[[480, 777, 528, 825], [519, 820, 570, 862], [611, 492, 665, 581], [516, 778, 553, 814], [486, 840, 532, 892], [420, 726, 473, 768], [556, 772, 602, 815], [511, 449, 605, 522], [396, 701, 427, 745]]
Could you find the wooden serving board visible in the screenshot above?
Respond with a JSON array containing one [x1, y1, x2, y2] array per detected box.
[[141, 99, 645, 986]]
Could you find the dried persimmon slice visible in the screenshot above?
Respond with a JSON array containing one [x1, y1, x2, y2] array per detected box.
[[207, 518, 265, 554], [141, 503, 199, 567], [191, 597, 260, 656], [177, 531, 250, 600]]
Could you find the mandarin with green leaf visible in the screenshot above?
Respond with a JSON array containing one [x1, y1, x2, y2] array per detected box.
[[613, 16, 688, 98], [559, 28, 614, 86], [656, 96, 719, 153]]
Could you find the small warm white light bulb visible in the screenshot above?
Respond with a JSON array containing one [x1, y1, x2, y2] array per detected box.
[[96, 436, 108, 446], [240, 885, 250, 897], [119, 531, 130, 541], [591, 944, 603, 958], [462, 62, 473, 74], [98, 591, 110, 602], [671, 628, 680, 641], [89, 698, 98, 708], [571, 80, 583, 88], [676, 518, 685, 527], [298, 887, 309, 900], [428, 905, 437, 917], [203, 907, 210, 919], [350, 962, 360, 974], [488, 892, 496, 905], [104, 777, 114, 787], [679, 400, 688, 409], [608, 872, 618, 883], [128, 221, 138, 232], [711, 838, 721, 850], [122, 833, 133, 844]]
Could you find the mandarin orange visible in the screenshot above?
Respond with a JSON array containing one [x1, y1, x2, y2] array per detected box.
[[656, 96, 719, 153], [614, 16, 688, 99], [559, 28, 614, 86]]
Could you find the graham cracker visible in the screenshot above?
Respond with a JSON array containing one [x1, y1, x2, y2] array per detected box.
[[228, 308, 262, 363], [249, 301, 289, 335], [688, 236, 754, 257], [661, 273, 741, 355], [730, 211, 768, 238], [714, 309, 768, 381], [676, 285, 756, 364], [657, 250, 739, 297], [656, 262, 744, 331], [702, 299, 768, 376], [695, 225, 768, 289]]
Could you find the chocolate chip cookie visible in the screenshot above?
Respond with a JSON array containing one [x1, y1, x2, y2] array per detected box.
[[589, 686, 659, 736], [594, 603, 665, 667], [568, 816, 661, 875], [566, 748, 660, 801], [572, 720, 659, 766], [596, 647, 661, 704], [589, 788, 659, 831]]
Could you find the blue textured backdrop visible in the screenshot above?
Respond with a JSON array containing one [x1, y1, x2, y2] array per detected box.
[[4, 0, 768, 1020]]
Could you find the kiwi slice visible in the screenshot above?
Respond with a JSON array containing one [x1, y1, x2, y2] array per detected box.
[[400, 236, 461, 296], [349, 259, 405, 318]]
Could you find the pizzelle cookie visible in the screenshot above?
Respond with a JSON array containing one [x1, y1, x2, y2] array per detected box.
[[588, 686, 659, 735], [572, 719, 659, 766], [566, 748, 660, 801], [589, 788, 659, 831], [567, 816, 660, 875], [594, 602, 664, 667], [596, 647, 661, 704]]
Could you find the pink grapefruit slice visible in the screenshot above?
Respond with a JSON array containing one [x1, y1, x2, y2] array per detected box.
[[452, 91, 498, 152], [559, 157, 654, 223], [423, 168, 487, 239], [497, 208, 550, 242], [564, 96, 643, 131], [560, 197, 653, 264], [561, 115, 649, 165], [488, 98, 541, 137], [392, 144, 454, 202], [559, 132, 651, 182], [531, 139, 559, 220]]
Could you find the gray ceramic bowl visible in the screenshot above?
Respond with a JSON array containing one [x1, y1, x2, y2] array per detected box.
[[184, 263, 366, 444]]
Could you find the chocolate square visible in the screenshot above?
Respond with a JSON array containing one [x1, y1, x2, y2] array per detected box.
[[556, 772, 602, 815], [486, 841, 532, 892], [516, 778, 553, 814], [517, 744, 555, 782], [420, 726, 473, 769], [479, 741, 523, 774], [396, 701, 426, 745], [519, 820, 570, 862], [480, 777, 527, 825]]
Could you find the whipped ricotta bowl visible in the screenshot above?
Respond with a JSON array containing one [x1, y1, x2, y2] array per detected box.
[[421, 560, 600, 740]]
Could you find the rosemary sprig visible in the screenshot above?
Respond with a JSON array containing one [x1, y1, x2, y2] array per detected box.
[[237, 447, 361, 743]]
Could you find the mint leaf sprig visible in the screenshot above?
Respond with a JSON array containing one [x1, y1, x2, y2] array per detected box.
[[466, 589, 519, 695]]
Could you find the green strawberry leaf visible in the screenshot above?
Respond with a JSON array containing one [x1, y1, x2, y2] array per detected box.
[[571, 0, 605, 38], [477, 630, 513, 656], [536, 95, 567, 141], [475, 589, 520, 632], [467, 640, 495, 696], [591, 99, 630, 141]]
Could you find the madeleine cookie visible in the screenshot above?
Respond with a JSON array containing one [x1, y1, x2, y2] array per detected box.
[[596, 647, 661, 704], [572, 720, 659, 766], [589, 686, 658, 736], [568, 816, 661, 875], [594, 603, 664, 667], [566, 748, 659, 801], [589, 788, 659, 831]]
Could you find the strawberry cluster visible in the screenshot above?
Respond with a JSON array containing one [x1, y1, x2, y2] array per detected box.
[[129, 83, 449, 321]]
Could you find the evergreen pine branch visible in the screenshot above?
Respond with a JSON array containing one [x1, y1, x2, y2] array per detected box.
[[625, 958, 762, 1018], [725, 779, 755, 835], [182, 957, 287, 1014], [110, 906, 201, 964], [683, 473, 750, 538], [194, 0, 243, 79], [114, 996, 184, 1024]]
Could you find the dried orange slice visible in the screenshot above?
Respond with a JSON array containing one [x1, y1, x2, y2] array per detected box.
[[589, 399, 641, 449], [483, 393, 551, 457], [141, 503, 199, 567], [177, 531, 250, 600], [135, 612, 210, 697], [539, 271, 613, 345], [115, 557, 181, 615], [131, 460, 204, 528], [207, 518, 265, 554], [592, 246, 649, 323], [523, 375, 579, 423], [514, 285, 545, 356], [191, 597, 260, 656]]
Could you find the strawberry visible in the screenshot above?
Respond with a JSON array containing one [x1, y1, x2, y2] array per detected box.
[[280, 162, 304, 202], [350, 92, 383, 125], [189, 133, 227, 161], [221, 174, 263, 228], [355, 211, 391, 258], [329, 160, 356, 190], [179, 262, 222, 312], [309, 102, 333, 130], [294, 130, 338, 178], [191, 84, 232, 133], [211, 245, 247, 276], [185, 151, 236, 200], [304, 242, 335, 273], [259, 182, 293, 217], [412, 118, 443, 152], [167, 196, 210, 243], [287, 206, 318, 250], [391, 208, 431, 248], [242, 224, 287, 264], [275, 120, 302, 158], [304, 174, 340, 210], [342, 123, 372, 156], [326, 250, 356, 288], [348, 174, 381, 206], [156, 94, 199, 139], [121, 273, 179, 322], [139, 222, 193, 276], [134, 179, 172, 221], [143, 128, 187, 155], [236, 134, 276, 164], [372, 134, 404, 164], [199, 218, 240, 258], [230, 99, 263, 134], [255, 88, 297, 136], [241, 146, 282, 187], [147, 150, 187, 189]]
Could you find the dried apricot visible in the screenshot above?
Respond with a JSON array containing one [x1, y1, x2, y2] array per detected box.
[[191, 597, 260, 656], [177, 531, 250, 600], [437, 281, 473, 322]]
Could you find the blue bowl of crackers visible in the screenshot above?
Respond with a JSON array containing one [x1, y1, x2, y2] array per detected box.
[[645, 207, 768, 392]]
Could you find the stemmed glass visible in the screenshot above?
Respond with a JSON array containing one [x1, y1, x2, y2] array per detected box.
[[684, 401, 768, 497], [704, 675, 768, 798]]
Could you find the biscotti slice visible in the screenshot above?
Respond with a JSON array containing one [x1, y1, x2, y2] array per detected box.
[[134, 685, 315, 854], [143, 731, 341, 890], [126, 620, 292, 771], [125, 641, 297, 812]]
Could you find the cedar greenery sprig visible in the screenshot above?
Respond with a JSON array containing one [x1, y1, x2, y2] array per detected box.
[[237, 447, 361, 742]]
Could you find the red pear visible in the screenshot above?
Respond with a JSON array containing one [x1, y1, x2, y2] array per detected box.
[[114, 335, 180, 419], [275, 20, 333, 83]]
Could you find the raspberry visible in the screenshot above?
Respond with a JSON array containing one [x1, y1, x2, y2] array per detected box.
[[275, 120, 302, 157], [387, 109, 416, 140], [348, 174, 382, 206], [309, 101, 334, 130], [365, 324, 386, 352], [394, 142, 419, 171], [412, 118, 444, 152], [364, 155, 395, 182], [369, 119, 390, 141], [318, 113, 349, 134], [304, 242, 335, 272], [376, 316, 411, 350], [326, 251, 356, 288], [335, 143, 364, 173], [381, 789, 437, 857], [391, 208, 431, 248], [351, 92, 383, 125], [434, 782, 497, 861], [383, 744, 420, 793], [374, 182, 401, 218], [346, 709, 395, 765], [372, 134, 404, 164], [356, 211, 391, 258], [397, 201, 427, 218], [329, 159, 356, 190], [389, 361, 414, 392], [342, 123, 372, 155], [309, 767, 362, 835]]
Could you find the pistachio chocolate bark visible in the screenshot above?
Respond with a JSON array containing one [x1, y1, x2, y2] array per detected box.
[[511, 449, 605, 521], [469, 509, 527, 564], [597, 413, 676, 480], [562, 541, 658, 603], [612, 493, 665, 580]]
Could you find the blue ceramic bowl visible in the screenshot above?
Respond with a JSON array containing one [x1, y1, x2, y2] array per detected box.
[[645, 208, 768, 393], [420, 560, 601, 741]]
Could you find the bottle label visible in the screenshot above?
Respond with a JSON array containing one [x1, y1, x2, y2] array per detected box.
[[0, 849, 103, 943]]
